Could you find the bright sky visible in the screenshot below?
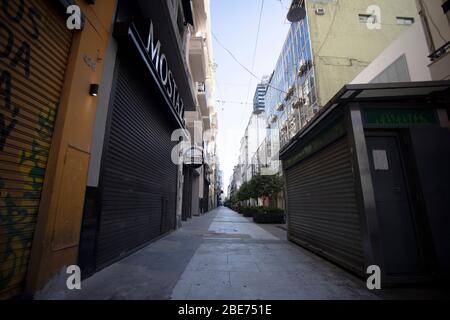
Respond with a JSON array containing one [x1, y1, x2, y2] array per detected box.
[[211, 0, 291, 195]]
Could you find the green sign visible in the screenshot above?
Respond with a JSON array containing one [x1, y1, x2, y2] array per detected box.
[[283, 120, 347, 169], [363, 108, 437, 127]]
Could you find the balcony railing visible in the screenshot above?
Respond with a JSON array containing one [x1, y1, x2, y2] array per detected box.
[[197, 81, 206, 93], [429, 41, 450, 61]]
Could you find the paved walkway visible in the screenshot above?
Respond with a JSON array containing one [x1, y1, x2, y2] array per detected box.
[[37, 206, 381, 300], [170, 207, 376, 300]]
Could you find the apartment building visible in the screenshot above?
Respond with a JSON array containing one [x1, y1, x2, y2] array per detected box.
[[265, 0, 420, 150], [253, 77, 270, 114]]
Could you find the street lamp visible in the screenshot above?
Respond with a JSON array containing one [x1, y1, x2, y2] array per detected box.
[[287, 0, 306, 23]]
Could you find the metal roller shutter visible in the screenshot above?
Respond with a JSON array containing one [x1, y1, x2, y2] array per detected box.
[[182, 166, 192, 221], [285, 137, 365, 274], [203, 178, 209, 213], [0, 0, 72, 298], [96, 49, 177, 269]]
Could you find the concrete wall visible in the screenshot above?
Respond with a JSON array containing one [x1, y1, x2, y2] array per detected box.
[[26, 0, 117, 294], [416, 0, 450, 80], [351, 20, 432, 83], [306, 0, 420, 106]]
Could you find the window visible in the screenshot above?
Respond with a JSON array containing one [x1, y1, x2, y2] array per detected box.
[[359, 14, 377, 24], [396, 17, 414, 25]]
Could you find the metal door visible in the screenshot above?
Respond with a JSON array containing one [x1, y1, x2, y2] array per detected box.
[[182, 166, 192, 221], [95, 49, 177, 270], [285, 137, 365, 274], [0, 0, 72, 298], [366, 135, 421, 276]]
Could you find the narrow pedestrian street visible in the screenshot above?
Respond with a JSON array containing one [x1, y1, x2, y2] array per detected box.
[[37, 207, 380, 300]]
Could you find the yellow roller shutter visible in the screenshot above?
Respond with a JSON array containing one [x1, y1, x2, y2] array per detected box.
[[0, 0, 72, 299]]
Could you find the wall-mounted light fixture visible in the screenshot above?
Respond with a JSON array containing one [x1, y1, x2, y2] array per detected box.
[[89, 84, 99, 97]]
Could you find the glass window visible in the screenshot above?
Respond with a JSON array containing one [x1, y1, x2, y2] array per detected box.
[[359, 14, 377, 24], [396, 17, 414, 25]]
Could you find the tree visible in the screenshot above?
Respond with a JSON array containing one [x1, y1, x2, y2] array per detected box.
[[236, 182, 251, 202], [249, 174, 283, 207]]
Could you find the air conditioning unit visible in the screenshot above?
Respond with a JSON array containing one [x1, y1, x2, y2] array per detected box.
[[293, 97, 305, 109], [285, 86, 295, 101], [297, 60, 307, 77], [315, 8, 325, 15], [271, 114, 278, 123], [276, 103, 285, 111]]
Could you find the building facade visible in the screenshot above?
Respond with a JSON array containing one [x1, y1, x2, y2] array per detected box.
[[279, 0, 450, 287], [416, 0, 450, 81], [184, 0, 218, 217], [265, 0, 420, 152], [0, 0, 117, 299], [0, 0, 218, 299], [280, 81, 450, 285], [253, 77, 269, 114], [351, 19, 433, 84]]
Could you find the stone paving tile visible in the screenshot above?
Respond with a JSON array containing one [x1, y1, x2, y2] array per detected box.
[[170, 207, 382, 300], [185, 285, 252, 300], [37, 206, 445, 300], [177, 270, 231, 287]]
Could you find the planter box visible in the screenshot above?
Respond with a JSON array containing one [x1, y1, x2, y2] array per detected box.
[[242, 207, 258, 217], [253, 209, 285, 224]]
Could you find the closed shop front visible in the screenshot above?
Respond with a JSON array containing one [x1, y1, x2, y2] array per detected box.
[[95, 49, 178, 268], [285, 135, 365, 274], [78, 0, 196, 273], [182, 166, 193, 221], [0, 0, 72, 298], [281, 82, 450, 285]]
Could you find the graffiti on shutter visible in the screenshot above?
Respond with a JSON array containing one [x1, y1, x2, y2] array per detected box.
[[0, 0, 72, 298]]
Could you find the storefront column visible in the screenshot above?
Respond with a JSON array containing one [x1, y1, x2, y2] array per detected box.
[[25, 1, 117, 295], [347, 103, 383, 270]]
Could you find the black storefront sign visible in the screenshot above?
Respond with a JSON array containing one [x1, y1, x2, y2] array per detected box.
[[115, 19, 186, 129]]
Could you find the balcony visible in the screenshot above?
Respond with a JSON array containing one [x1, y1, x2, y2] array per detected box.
[[197, 82, 209, 117], [210, 113, 218, 129], [189, 35, 207, 82], [202, 116, 211, 130]]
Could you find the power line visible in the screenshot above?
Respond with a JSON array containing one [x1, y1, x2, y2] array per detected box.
[[245, 0, 266, 105], [212, 31, 302, 101]]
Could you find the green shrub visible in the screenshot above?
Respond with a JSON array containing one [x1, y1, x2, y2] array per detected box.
[[253, 208, 285, 224]]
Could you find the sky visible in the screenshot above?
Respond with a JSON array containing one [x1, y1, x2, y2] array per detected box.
[[211, 0, 291, 195]]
